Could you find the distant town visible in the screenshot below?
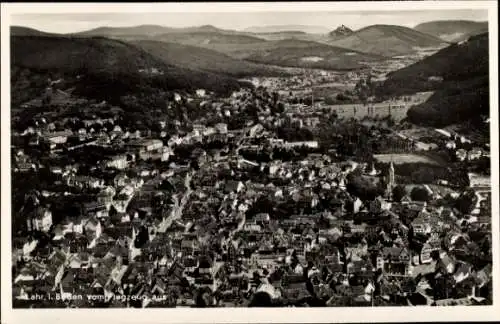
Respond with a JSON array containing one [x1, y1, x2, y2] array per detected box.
[[9, 15, 492, 309]]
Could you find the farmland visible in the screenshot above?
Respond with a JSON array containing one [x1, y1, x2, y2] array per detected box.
[[373, 153, 442, 165]]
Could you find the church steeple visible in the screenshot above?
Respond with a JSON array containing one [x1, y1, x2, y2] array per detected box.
[[386, 159, 395, 200]]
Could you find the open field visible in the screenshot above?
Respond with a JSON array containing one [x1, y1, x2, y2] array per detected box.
[[374, 153, 441, 165], [397, 126, 441, 140]]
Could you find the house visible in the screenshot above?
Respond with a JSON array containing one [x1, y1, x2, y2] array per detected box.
[[411, 215, 432, 235], [280, 273, 310, 302], [27, 207, 53, 233], [468, 173, 490, 189], [453, 277, 479, 299], [251, 213, 270, 224], [60, 216, 85, 235], [475, 264, 492, 289], [15, 162, 36, 173], [435, 253, 456, 275], [180, 237, 199, 255], [420, 239, 441, 264], [97, 187, 116, 208], [456, 149, 467, 161], [400, 195, 412, 205], [467, 147, 482, 161], [114, 173, 133, 188], [196, 89, 207, 98], [476, 216, 491, 228], [128, 138, 163, 154], [370, 196, 391, 212], [347, 259, 374, 275], [376, 247, 412, 277], [67, 176, 105, 189], [224, 181, 245, 194], [197, 254, 215, 276], [50, 166, 64, 175], [181, 256, 198, 274], [22, 126, 37, 136], [440, 208, 456, 221], [199, 125, 215, 137], [21, 238, 39, 261], [84, 219, 102, 242], [445, 140, 456, 149], [453, 261, 473, 284], [48, 249, 69, 286], [350, 223, 367, 234], [106, 155, 128, 170], [135, 165, 158, 178], [256, 282, 281, 300], [215, 123, 228, 134], [353, 198, 363, 213], [243, 222, 262, 233], [82, 202, 108, 218], [352, 282, 376, 302], [139, 146, 172, 162], [113, 194, 132, 214], [279, 140, 319, 149], [43, 130, 73, 144], [28, 136, 40, 146], [128, 130, 142, 140]]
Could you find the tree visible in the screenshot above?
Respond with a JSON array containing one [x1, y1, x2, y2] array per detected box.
[[410, 187, 430, 202], [275, 102, 285, 114], [480, 236, 491, 255], [392, 185, 407, 202], [336, 93, 351, 102], [346, 174, 385, 201], [249, 292, 273, 307], [455, 190, 477, 214], [411, 167, 436, 183]]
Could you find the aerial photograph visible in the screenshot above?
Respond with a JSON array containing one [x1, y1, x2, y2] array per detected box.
[[7, 6, 493, 309]]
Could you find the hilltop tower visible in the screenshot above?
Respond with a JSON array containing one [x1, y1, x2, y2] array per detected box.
[[386, 159, 395, 200]]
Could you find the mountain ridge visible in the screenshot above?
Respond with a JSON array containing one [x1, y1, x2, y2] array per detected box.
[[326, 24, 448, 57], [11, 26, 62, 37], [413, 20, 488, 42], [243, 25, 331, 34], [74, 24, 250, 37]]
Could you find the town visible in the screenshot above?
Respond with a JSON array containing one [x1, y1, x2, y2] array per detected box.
[[11, 59, 492, 308]]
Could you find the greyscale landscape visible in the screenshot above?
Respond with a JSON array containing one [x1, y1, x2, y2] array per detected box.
[[9, 10, 492, 308]]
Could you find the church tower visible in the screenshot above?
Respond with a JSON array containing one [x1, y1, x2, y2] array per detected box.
[[386, 160, 395, 200]]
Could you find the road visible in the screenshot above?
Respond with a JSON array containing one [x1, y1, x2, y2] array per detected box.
[[157, 171, 193, 233], [229, 213, 246, 238], [394, 131, 434, 150]]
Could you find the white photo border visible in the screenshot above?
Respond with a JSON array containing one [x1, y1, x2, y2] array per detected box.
[[1, 1, 499, 323]]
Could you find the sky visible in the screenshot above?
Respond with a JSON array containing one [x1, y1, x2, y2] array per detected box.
[[11, 9, 489, 34]]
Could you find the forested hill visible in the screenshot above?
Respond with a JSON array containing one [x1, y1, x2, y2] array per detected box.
[[11, 35, 246, 104], [414, 20, 488, 42], [380, 33, 489, 127], [326, 24, 447, 57], [130, 40, 285, 78]]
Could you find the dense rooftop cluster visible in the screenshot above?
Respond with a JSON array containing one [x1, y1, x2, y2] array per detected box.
[[11, 63, 492, 308]]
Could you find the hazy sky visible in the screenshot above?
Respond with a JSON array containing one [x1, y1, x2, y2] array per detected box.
[[11, 10, 488, 34]]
